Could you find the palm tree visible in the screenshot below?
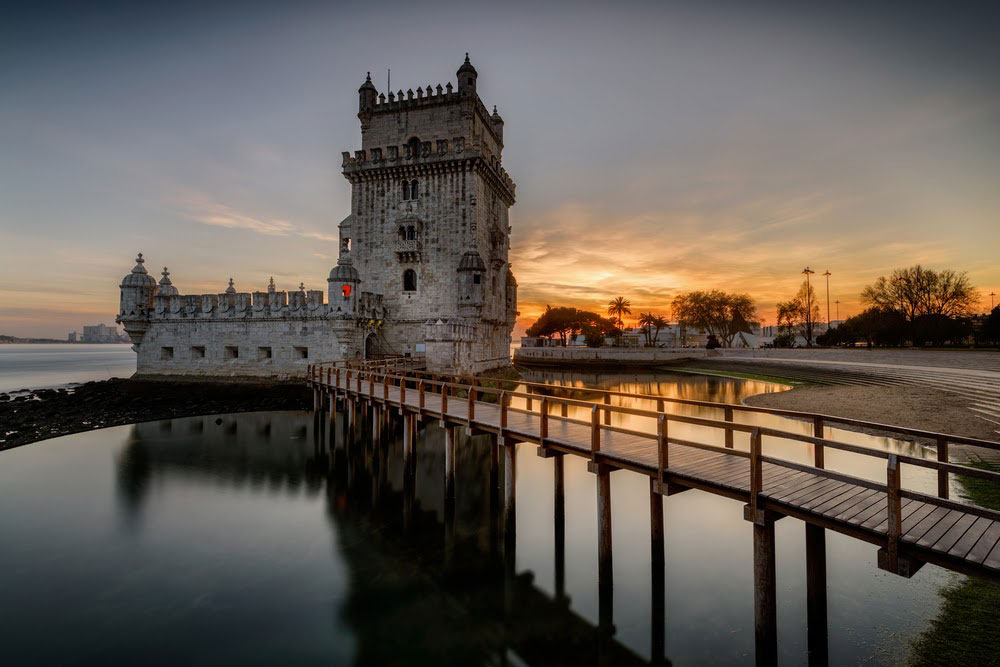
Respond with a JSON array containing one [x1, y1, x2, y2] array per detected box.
[[638, 312, 655, 346], [607, 296, 632, 335], [652, 315, 669, 347]]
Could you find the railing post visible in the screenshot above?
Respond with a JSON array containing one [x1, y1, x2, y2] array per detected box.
[[591, 404, 601, 457], [399, 376, 406, 404], [886, 454, 901, 573], [383, 373, 389, 401], [418, 381, 425, 410], [499, 391, 508, 433], [369, 371, 374, 397], [749, 427, 763, 519], [813, 417, 825, 468], [656, 398, 664, 413], [937, 437, 949, 499], [657, 413, 668, 488], [603, 393, 611, 426], [467, 385, 476, 425], [724, 406, 734, 448], [540, 397, 549, 445], [335, 367, 341, 390], [526, 386, 533, 412], [561, 400, 568, 418]]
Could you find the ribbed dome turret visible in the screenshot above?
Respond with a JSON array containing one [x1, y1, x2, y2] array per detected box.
[[156, 267, 178, 296], [458, 251, 486, 271], [120, 253, 157, 289], [329, 262, 360, 282], [457, 53, 477, 78]]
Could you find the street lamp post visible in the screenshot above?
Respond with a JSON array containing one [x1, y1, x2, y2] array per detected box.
[[835, 300, 840, 321], [991, 292, 996, 310], [823, 270, 832, 328], [802, 267, 815, 346]]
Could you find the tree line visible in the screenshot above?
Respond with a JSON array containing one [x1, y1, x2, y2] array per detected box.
[[524, 264, 996, 350]]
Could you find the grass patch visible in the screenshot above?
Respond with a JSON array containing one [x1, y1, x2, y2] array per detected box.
[[909, 458, 1000, 666], [665, 366, 813, 387]]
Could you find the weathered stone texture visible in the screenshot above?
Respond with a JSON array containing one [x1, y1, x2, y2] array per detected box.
[[117, 55, 516, 378]]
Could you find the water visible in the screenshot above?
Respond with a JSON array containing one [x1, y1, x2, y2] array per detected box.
[[0, 372, 956, 665], [0, 344, 136, 393]]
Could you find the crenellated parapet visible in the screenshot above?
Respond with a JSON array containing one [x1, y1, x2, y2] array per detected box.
[[342, 141, 516, 203]]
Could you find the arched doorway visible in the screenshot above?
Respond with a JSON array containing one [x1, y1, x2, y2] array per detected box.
[[364, 333, 378, 360]]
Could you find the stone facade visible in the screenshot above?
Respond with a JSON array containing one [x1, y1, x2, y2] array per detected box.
[[116, 55, 517, 379]]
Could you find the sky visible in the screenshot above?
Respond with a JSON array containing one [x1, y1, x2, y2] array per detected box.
[[2, 0, 999, 338]]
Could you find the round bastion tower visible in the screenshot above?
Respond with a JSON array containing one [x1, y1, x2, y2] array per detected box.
[[116, 253, 156, 347]]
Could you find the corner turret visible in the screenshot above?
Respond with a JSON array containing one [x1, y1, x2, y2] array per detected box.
[[457, 53, 477, 97], [116, 253, 156, 346], [358, 72, 377, 129]]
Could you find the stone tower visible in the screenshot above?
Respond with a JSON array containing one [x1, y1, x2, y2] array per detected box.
[[341, 55, 518, 372]]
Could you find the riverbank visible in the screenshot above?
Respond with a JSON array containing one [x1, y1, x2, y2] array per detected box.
[[0, 378, 310, 450], [743, 384, 1000, 444], [514, 346, 705, 368]]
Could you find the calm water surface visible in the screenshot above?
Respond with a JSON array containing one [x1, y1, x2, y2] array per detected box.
[[0, 344, 136, 392], [0, 372, 956, 665]]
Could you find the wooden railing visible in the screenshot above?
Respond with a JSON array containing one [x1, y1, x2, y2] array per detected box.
[[309, 358, 1000, 572]]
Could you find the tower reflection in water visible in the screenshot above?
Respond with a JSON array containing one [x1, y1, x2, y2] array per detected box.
[[117, 409, 658, 666]]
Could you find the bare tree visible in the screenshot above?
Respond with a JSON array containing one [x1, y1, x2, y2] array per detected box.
[[777, 282, 822, 345], [861, 265, 977, 321], [671, 291, 759, 348]]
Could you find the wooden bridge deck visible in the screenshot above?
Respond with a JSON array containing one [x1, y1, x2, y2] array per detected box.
[[318, 369, 1000, 579]]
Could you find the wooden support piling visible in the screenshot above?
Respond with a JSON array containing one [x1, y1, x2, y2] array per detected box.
[[444, 425, 457, 500], [591, 404, 601, 458], [656, 413, 668, 491], [885, 454, 901, 573], [597, 464, 614, 633], [603, 393, 611, 426], [724, 406, 734, 448], [650, 477, 665, 665], [805, 523, 828, 667], [503, 438, 517, 556], [753, 516, 778, 667], [554, 454, 566, 601]]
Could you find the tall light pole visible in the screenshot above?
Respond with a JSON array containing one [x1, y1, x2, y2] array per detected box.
[[992, 291, 997, 310], [835, 300, 840, 321], [823, 270, 832, 327], [802, 267, 815, 345]]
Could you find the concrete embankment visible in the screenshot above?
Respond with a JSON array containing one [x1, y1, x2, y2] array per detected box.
[[513, 346, 705, 368]]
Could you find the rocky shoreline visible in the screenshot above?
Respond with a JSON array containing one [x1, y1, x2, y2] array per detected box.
[[0, 377, 311, 451]]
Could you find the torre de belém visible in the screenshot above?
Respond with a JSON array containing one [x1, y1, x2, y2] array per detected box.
[[116, 55, 518, 377]]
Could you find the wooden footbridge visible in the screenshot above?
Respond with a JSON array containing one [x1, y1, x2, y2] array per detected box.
[[308, 358, 1000, 665]]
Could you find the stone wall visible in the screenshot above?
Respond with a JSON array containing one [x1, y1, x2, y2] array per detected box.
[[513, 347, 706, 368]]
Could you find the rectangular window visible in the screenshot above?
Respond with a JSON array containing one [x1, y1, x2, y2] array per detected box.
[[473, 274, 481, 284], [191, 346, 205, 359], [257, 346, 272, 360], [294, 346, 308, 359], [225, 346, 239, 360], [160, 347, 173, 360]]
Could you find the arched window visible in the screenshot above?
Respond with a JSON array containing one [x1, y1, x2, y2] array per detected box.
[[410, 179, 419, 200], [398, 226, 406, 240], [406, 225, 416, 240], [403, 269, 417, 292], [341, 284, 352, 299], [408, 137, 421, 159], [402, 181, 410, 200]]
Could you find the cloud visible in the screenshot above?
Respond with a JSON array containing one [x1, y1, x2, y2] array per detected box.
[[174, 191, 338, 243]]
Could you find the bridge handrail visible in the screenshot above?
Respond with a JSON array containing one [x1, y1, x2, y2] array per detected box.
[[311, 359, 1000, 575]]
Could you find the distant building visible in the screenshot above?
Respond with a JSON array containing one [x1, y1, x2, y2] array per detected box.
[[80, 323, 121, 343], [67, 331, 78, 342]]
